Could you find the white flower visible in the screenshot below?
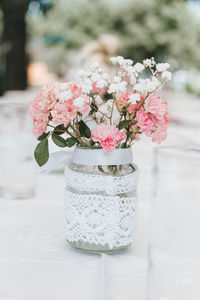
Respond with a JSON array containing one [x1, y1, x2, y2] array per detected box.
[[134, 79, 157, 93], [78, 69, 85, 77], [162, 71, 172, 81], [102, 73, 109, 80], [113, 76, 121, 83], [96, 79, 108, 89], [81, 78, 93, 94], [156, 63, 170, 73], [133, 63, 145, 73], [90, 62, 99, 70], [129, 93, 140, 104], [85, 71, 92, 77], [124, 65, 136, 84], [60, 82, 68, 90], [91, 73, 101, 82], [143, 59, 153, 68], [82, 79, 93, 94], [134, 82, 145, 93], [110, 56, 125, 66], [108, 81, 127, 94], [145, 80, 157, 92], [124, 59, 133, 66], [110, 57, 117, 64], [59, 90, 72, 102], [152, 76, 161, 88], [74, 96, 84, 107]]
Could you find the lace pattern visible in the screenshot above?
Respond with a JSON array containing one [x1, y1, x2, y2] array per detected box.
[[64, 189, 137, 249]]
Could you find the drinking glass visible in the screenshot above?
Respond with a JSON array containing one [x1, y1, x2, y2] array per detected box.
[[147, 146, 200, 300], [0, 100, 37, 199]]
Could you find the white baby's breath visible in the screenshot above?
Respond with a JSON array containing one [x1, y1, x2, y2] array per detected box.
[[78, 69, 85, 77], [96, 79, 108, 89], [108, 81, 127, 95], [90, 62, 99, 70], [156, 63, 170, 73], [133, 63, 145, 73], [162, 71, 172, 81], [113, 76, 121, 83], [129, 93, 140, 104]]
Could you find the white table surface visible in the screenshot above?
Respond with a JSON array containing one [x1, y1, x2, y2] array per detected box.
[[0, 171, 150, 300]]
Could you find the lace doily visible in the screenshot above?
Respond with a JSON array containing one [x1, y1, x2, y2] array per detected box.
[[65, 164, 139, 195], [64, 189, 137, 249]]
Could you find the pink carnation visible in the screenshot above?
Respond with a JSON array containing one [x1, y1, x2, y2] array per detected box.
[[51, 100, 76, 126], [116, 90, 144, 113], [67, 81, 82, 98], [144, 94, 167, 120], [136, 111, 156, 133], [73, 94, 91, 115], [30, 81, 92, 137], [150, 115, 170, 144], [91, 124, 125, 153], [29, 86, 52, 137]]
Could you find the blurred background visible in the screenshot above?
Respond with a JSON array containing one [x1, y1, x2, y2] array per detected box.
[[0, 0, 200, 143], [0, 0, 200, 93]]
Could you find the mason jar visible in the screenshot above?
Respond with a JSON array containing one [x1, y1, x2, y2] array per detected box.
[[64, 146, 139, 254]]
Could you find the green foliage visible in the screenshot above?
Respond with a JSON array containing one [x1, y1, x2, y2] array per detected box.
[[79, 120, 91, 138], [118, 120, 130, 130], [27, 0, 200, 71], [34, 139, 49, 166], [37, 131, 50, 141], [52, 133, 66, 147], [53, 124, 66, 135], [66, 137, 77, 147]]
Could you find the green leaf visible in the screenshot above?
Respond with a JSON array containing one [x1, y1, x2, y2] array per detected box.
[[117, 120, 130, 130], [66, 137, 77, 147], [34, 139, 49, 167], [54, 124, 66, 135], [52, 133, 66, 147], [37, 132, 49, 141], [90, 103, 98, 114], [79, 120, 91, 138]]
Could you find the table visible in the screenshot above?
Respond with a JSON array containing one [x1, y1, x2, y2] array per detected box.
[[0, 172, 149, 300]]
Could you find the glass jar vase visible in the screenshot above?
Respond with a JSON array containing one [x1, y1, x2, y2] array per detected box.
[[64, 146, 139, 254]]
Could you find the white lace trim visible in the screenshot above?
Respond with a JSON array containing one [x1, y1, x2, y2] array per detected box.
[[64, 189, 137, 249], [65, 164, 139, 195]]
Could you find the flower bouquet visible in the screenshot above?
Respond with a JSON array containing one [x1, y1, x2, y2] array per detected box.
[[30, 56, 171, 253]]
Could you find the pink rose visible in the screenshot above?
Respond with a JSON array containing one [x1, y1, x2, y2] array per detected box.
[[91, 124, 125, 153]]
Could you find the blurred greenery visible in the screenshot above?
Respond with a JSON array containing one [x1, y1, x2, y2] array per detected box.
[[27, 0, 200, 71], [0, 9, 2, 37]]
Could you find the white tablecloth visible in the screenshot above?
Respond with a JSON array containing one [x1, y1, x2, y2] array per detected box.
[[0, 172, 149, 300]]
